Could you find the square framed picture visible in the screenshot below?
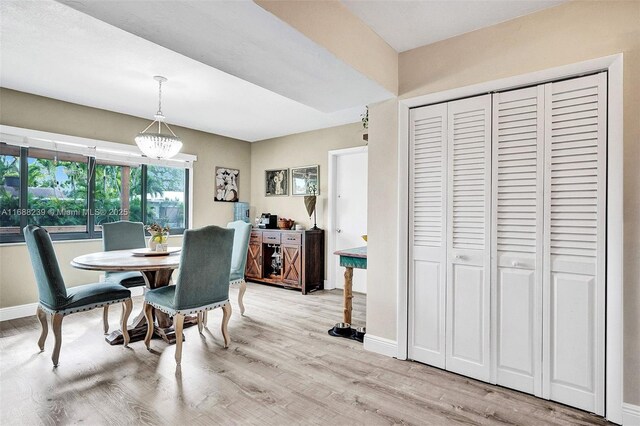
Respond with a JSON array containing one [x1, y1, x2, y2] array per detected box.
[[215, 167, 239, 202], [265, 168, 289, 196], [291, 165, 319, 196]]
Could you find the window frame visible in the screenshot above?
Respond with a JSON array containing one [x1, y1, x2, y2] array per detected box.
[[0, 146, 191, 244]]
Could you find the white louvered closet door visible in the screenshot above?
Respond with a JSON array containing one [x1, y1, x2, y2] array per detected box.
[[445, 94, 492, 382], [542, 73, 607, 414], [408, 104, 447, 368], [491, 86, 544, 395]]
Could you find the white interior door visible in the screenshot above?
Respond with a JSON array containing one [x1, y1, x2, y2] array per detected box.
[[335, 150, 368, 293], [542, 73, 606, 414], [491, 86, 544, 395], [408, 103, 447, 368], [445, 94, 492, 382]]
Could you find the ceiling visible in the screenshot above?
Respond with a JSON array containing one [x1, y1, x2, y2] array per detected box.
[[342, 0, 566, 52], [1, 0, 567, 143], [1, 0, 390, 142]]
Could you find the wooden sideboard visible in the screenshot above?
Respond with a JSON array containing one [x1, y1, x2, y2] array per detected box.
[[245, 228, 324, 294]]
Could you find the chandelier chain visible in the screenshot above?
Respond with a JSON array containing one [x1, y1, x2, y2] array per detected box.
[[157, 78, 163, 117]]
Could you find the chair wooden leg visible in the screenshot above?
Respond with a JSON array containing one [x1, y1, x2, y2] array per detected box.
[[103, 305, 109, 334], [143, 302, 154, 350], [36, 306, 48, 351], [202, 310, 208, 327], [121, 299, 133, 347], [238, 280, 247, 315], [174, 314, 185, 366], [197, 312, 204, 334], [221, 302, 231, 348], [51, 313, 63, 367]]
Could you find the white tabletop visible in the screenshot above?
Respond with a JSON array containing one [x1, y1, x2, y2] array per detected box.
[[71, 249, 181, 272]]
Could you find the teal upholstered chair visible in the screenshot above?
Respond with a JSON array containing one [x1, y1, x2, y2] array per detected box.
[[24, 225, 133, 367], [143, 225, 234, 366], [203, 220, 251, 326], [101, 221, 146, 333], [227, 220, 252, 314]]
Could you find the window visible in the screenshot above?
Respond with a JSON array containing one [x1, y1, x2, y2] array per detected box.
[[26, 148, 89, 233], [0, 142, 190, 243], [93, 162, 142, 230], [0, 143, 20, 234], [146, 165, 186, 230]]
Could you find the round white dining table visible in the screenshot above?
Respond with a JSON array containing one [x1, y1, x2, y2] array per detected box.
[[71, 248, 195, 345]]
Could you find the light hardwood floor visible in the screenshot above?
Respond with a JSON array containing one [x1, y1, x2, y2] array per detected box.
[[0, 283, 609, 425]]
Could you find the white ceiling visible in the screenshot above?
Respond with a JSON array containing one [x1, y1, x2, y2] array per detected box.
[[342, 0, 566, 52], [1, 0, 569, 144], [56, 0, 392, 114], [0, 0, 391, 142]]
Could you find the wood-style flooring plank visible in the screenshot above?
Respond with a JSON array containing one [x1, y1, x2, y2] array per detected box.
[[0, 283, 609, 425]]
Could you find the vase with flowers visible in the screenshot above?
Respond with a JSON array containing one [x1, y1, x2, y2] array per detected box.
[[146, 223, 170, 251]]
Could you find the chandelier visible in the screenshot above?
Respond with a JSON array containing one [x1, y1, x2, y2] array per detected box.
[[135, 76, 183, 159]]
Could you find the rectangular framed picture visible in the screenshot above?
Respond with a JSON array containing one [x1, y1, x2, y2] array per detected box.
[[265, 168, 289, 196], [291, 165, 319, 196], [215, 166, 239, 202]]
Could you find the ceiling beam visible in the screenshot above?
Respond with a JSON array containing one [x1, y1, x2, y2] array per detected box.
[[255, 0, 398, 96]]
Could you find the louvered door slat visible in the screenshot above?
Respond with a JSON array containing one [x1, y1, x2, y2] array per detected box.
[[491, 86, 544, 396], [408, 104, 447, 368], [446, 94, 491, 382], [543, 73, 606, 415]]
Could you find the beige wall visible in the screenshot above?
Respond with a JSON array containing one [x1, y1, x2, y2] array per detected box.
[[366, 0, 640, 405], [0, 89, 251, 308], [366, 98, 398, 340], [250, 123, 366, 279]]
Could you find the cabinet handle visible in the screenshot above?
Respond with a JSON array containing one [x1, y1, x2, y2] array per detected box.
[[512, 261, 520, 267], [455, 255, 465, 261]]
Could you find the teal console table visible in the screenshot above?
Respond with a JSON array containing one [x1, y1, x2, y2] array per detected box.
[[334, 246, 367, 324]]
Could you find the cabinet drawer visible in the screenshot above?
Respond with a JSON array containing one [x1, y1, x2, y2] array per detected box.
[[282, 232, 302, 245], [250, 232, 262, 244], [263, 232, 281, 244]]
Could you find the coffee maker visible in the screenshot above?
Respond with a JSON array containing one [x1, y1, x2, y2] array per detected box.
[[258, 213, 278, 229]]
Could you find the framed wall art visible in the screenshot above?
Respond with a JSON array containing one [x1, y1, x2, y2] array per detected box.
[[265, 168, 289, 196], [215, 166, 239, 202], [291, 165, 319, 196]]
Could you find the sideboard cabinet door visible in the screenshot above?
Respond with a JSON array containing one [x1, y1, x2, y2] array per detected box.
[[282, 244, 302, 287], [246, 241, 262, 279]]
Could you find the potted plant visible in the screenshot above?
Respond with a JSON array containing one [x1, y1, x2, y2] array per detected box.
[[146, 223, 170, 251]]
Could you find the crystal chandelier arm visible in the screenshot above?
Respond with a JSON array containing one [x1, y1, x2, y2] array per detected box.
[[141, 120, 157, 134], [162, 122, 179, 137]]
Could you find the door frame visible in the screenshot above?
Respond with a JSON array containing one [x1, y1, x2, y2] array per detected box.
[[327, 145, 368, 290], [396, 54, 623, 423]]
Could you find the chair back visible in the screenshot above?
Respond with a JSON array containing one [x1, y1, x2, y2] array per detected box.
[[23, 225, 68, 309], [226, 220, 251, 277], [102, 221, 146, 251], [173, 225, 234, 310]]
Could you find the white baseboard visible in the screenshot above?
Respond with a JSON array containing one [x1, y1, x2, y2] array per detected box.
[[0, 287, 146, 322], [363, 334, 397, 358], [0, 302, 39, 322], [324, 279, 336, 290], [623, 403, 640, 426]]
